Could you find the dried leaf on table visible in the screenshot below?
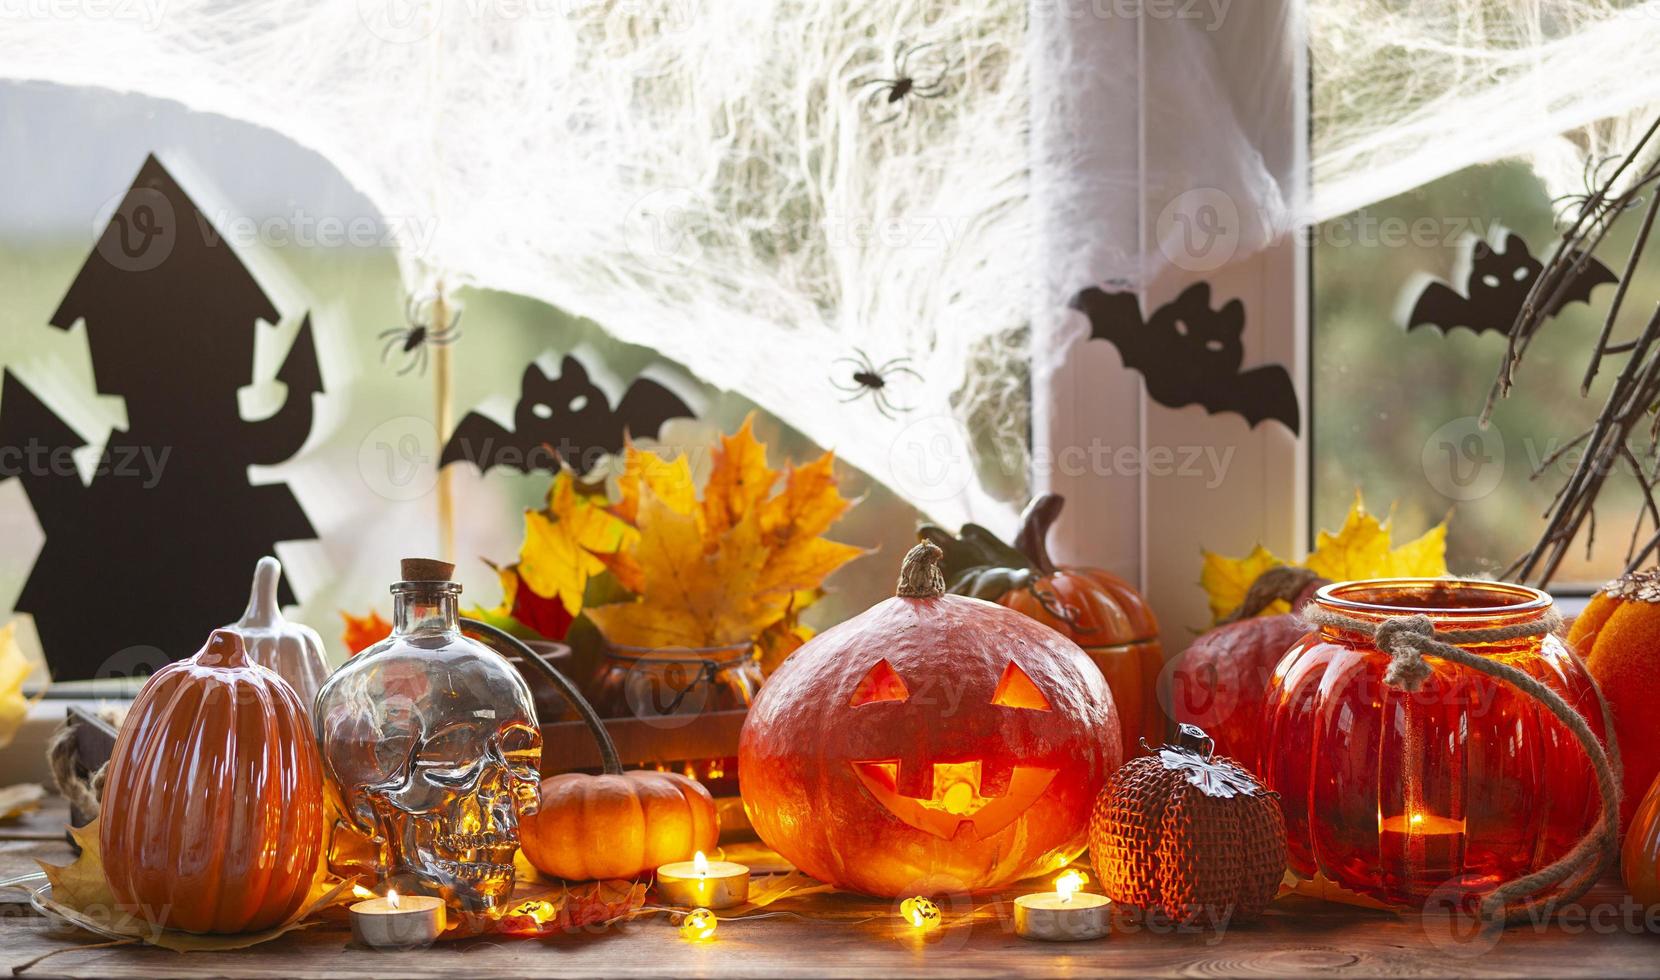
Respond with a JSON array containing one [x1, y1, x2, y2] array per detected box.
[[741, 869, 836, 908], [38, 819, 116, 912], [0, 782, 45, 820], [38, 816, 360, 951]]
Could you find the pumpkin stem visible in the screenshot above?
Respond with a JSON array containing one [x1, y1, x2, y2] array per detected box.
[[240, 556, 283, 629], [461, 617, 625, 776], [896, 542, 947, 599], [1013, 494, 1063, 576], [197, 628, 250, 668], [1218, 565, 1322, 625], [1175, 723, 1215, 760]]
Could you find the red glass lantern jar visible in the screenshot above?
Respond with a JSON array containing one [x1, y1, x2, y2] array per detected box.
[[1260, 579, 1607, 909]]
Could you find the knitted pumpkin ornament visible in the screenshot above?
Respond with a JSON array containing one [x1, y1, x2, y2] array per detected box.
[[1088, 724, 1285, 925]]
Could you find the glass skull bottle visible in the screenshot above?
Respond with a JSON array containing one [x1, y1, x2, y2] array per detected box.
[[314, 559, 541, 913]]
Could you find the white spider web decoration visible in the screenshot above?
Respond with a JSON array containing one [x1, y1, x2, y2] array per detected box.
[[0, 0, 1034, 531], [7, 0, 1658, 533]]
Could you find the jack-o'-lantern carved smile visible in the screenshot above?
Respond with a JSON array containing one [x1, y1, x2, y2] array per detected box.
[[848, 656, 1059, 839], [851, 759, 1058, 840]]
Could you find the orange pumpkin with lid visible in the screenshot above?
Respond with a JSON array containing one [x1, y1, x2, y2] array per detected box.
[[100, 628, 324, 933]]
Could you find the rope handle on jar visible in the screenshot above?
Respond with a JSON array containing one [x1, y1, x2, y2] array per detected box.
[[460, 617, 624, 776], [1302, 606, 1622, 929]]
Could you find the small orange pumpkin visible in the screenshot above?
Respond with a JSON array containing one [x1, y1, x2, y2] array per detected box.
[[922, 494, 1164, 751], [1566, 568, 1660, 829], [100, 629, 323, 934], [520, 770, 718, 881]]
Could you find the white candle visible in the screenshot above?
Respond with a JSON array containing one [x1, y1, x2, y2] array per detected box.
[[1014, 871, 1111, 942], [656, 851, 750, 909], [349, 889, 446, 949]]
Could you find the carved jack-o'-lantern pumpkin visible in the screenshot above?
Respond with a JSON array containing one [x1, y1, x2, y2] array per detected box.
[[739, 543, 1122, 897]]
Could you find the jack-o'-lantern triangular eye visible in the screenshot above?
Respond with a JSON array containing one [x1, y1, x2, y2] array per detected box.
[[850, 659, 910, 706], [991, 662, 1051, 711]]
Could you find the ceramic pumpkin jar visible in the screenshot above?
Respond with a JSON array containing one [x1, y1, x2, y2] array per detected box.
[[1622, 771, 1660, 907], [226, 556, 330, 719], [101, 629, 324, 933], [1260, 579, 1607, 909], [921, 494, 1163, 754], [739, 542, 1122, 897]]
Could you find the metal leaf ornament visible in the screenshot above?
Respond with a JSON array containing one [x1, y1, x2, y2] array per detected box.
[[1145, 725, 1269, 800]]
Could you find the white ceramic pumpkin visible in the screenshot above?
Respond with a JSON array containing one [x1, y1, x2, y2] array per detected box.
[[227, 556, 330, 717]]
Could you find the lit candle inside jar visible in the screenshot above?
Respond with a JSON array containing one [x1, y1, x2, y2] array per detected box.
[[1379, 810, 1466, 880], [349, 888, 446, 949], [1014, 871, 1111, 942], [656, 851, 750, 910]]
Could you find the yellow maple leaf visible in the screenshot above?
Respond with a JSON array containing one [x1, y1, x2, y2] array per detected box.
[[0, 621, 29, 750], [39, 819, 117, 912], [1199, 545, 1285, 624], [585, 423, 866, 654], [614, 441, 698, 525], [703, 413, 777, 542], [1304, 495, 1448, 582], [763, 451, 855, 548], [1199, 494, 1449, 624], [586, 491, 785, 647], [519, 470, 638, 614]]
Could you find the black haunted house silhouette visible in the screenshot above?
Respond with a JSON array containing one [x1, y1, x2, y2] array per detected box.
[[0, 156, 322, 679]]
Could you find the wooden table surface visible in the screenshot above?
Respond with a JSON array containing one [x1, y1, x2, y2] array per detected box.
[[3, 797, 1658, 979]]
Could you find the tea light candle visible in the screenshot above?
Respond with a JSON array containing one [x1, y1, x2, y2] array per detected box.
[[350, 889, 446, 949], [1014, 871, 1110, 942], [657, 851, 750, 909]]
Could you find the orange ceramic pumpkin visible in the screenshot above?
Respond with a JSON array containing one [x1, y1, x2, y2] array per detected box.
[[739, 542, 1122, 897], [922, 494, 1164, 753], [1567, 568, 1660, 829], [521, 770, 718, 881], [100, 629, 324, 933]]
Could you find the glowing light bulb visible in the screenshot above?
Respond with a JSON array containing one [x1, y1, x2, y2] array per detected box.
[[680, 908, 718, 941], [387, 889, 402, 910], [693, 851, 710, 877], [899, 896, 940, 932], [1410, 812, 1425, 826], [1054, 870, 1083, 904]]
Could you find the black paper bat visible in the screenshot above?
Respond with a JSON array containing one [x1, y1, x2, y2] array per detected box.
[[1072, 282, 1300, 435], [1407, 231, 1617, 336], [440, 354, 694, 475]]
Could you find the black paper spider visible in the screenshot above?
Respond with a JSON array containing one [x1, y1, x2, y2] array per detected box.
[[1552, 153, 1642, 230], [832, 348, 922, 419], [380, 293, 462, 377], [859, 41, 955, 123]]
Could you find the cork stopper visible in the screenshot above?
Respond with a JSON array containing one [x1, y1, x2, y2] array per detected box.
[[401, 558, 456, 582], [895, 541, 947, 599]]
